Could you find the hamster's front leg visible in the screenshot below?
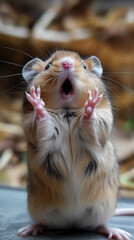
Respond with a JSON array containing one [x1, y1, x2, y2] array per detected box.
[[83, 87, 103, 120], [26, 86, 56, 143], [80, 87, 103, 145], [26, 85, 46, 119]]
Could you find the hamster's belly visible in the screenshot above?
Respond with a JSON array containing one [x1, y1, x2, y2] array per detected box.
[[28, 167, 116, 229], [30, 203, 111, 229], [28, 139, 117, 229]]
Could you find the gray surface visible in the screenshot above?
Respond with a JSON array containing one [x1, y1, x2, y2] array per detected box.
[[0, 186, 134, 240]]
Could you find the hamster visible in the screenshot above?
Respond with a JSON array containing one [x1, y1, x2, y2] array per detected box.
[[18, 50, 131, 239]]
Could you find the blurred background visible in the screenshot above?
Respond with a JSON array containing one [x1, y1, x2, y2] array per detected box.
[[0, 0, 134, 197]]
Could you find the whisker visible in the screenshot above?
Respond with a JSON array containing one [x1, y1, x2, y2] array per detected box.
[[57, 75, 61, 90], [0, 73, 22, 79], [49, 77, 57, 90], [6, 92, 24, 96], [103, 82, 132, 113], [103, 76, 134, 95], [40, 77, 53, 89], [104, 72, 134, 74], [0, 59, 23, 67], [0, 45, 34, 59], [1, 81, 26, 94]]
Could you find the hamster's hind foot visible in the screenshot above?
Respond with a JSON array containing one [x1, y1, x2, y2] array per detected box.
[[95, 225, 131, 240], [17, 223, 47, 237]]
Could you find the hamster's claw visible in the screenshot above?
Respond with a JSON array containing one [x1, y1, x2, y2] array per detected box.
[[96, 225, 131, 240], [84, 87, 103, 119], [26, 86, 45, 119], [17, 223, 46, 237]]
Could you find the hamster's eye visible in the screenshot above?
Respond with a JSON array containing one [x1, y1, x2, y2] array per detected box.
[[82, 63, 87, 69], [45, 62, 52, 70]]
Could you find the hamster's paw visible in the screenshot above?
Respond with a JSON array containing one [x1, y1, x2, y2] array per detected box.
[[84, 87, 103, 119], [96, 225, 131, 240], [26, 86, 45, 118], [17, 223, 47, 237]]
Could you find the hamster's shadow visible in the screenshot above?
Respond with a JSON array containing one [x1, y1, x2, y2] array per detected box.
[[37, 228, 97, 239]]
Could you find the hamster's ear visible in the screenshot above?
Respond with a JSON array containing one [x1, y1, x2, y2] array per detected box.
[[85, 56, 103, 77], [22, 58, 42, 82]]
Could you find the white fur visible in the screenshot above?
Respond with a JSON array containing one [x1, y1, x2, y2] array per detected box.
[[30, 202, 111, 229], [29, 110, 115, 229]]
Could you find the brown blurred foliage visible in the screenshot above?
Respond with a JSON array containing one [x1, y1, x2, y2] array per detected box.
[[0, 0, 134, 197]]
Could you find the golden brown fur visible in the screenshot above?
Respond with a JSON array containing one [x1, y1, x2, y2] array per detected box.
[[22, 50, 119, 229]]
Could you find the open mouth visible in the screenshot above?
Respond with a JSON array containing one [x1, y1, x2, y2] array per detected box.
[[61, 78, 73, 98]]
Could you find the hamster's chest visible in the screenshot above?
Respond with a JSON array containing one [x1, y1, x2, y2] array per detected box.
[[45, 110, 93, 194], [49, 110, 89, 166]]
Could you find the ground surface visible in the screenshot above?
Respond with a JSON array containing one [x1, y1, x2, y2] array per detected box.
[[0, 186, 134, 240]]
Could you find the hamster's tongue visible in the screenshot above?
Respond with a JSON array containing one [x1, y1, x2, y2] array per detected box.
[[60, 78, 74, 99]]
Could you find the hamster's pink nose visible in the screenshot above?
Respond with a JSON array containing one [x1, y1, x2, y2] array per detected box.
[[62, 60, 73, 69]]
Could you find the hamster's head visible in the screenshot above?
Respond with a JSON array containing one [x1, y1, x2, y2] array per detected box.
[[23, 50, 106, 110]]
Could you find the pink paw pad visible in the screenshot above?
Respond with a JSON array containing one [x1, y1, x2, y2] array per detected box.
[[84, 87, 103, 119], [26, 86, 45, 119]]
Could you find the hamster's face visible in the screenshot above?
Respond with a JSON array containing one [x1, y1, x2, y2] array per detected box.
[[23, 50, 105, 110]]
